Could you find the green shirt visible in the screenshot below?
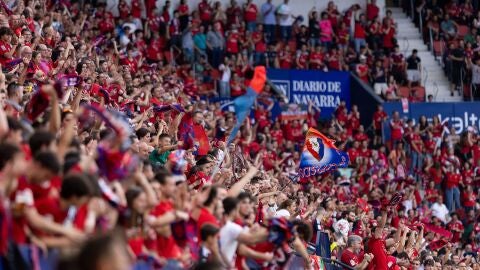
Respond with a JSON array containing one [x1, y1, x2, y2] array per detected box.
[[464, 34, 475, 45], [149, 149, 170, 167]]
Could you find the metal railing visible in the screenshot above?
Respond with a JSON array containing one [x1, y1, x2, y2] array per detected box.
[[470, 82, 474, 101], [403, 37, 410, 56], [321, 257, 355, 270], [418, 6, 423, 36], [422, 66, 428, 87], [410, 0, 415, 21], [433, 81, 440, 101]]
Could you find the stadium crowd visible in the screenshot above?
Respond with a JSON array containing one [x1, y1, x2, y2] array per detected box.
[[419, 0, 480, 99], [0, 0, 479, 270]]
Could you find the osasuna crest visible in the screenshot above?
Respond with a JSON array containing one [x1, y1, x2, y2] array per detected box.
[[305, 137, 325, 161]]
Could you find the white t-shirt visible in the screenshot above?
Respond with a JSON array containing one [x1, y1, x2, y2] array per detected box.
[[274, 209, 291, 218], [277, 4, 293, 26], [430, 202, 449, 223], [219, 220, 244, 263], [219, 64, 231, 82]]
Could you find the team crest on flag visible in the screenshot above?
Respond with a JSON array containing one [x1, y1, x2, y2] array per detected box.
[[298, 128, 349, 178]]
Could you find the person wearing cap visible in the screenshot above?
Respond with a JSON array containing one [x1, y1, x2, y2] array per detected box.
[[341, 235, 374, 269]]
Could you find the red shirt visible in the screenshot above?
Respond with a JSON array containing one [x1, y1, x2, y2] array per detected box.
[[428, 167, 442, 185], [35, 198, 88, 230], [348, 148, 359, 166], [131, 0, 142, 18], [390, 119, 403, 140], [263, 150, 277, 171], [354, 132, 369, 143], [445, 172, 461, 189], [150, 201, 182, 259], [271, 129, 284, 145], [148, 14, 164, 32], [425, 188, 439, 203], [198, 1, 212, 21], [147, 37, 166, 61], [197, 207, 219, 237], [226, 32, 239, 54], [463, 192, 476, 207], [297, 52, 308, 69], [472, 145, 480, 161], [0, 40, 12, 65], [252, 31, 266, 52], [373, 111, 387, 130], [338, 28, 349, 45], [366, 4, 379, 21], [244, 3, 258, 22], [367, 236, 388, 270], [358, 147, 371, 158], [230, 80, 244, 97], [424, 139, 436, 154], [327, 51, 341, 71], [382, 26, 395, 48], [354, 23, 366, 39], [121, 57, 139, 74], [10, 177, 35, 244], [447, 220, 464, 243], [279, 51, 293, 69], [356, 63, 369, 82], [118, 2, 130, 19], [341, 248, 364, 268], [410, 133, 423, 153], [178, 4, 189, 15], [309, 51, 324, 69], [432, 124, 443, 138]]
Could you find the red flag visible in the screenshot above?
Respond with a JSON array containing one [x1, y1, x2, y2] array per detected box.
[[422, 223, 453, 239], [192, 124, 210, 156], [428, 239, 448, 251], [178, 113, 210, 156]]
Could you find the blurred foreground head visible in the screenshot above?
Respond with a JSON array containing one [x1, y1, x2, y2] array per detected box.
[[58, 230, 133, 270]]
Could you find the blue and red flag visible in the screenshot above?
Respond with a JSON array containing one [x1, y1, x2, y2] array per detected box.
[[298, 128, 349, 178]]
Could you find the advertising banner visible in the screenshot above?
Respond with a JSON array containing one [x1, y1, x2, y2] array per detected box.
[[267, 69, 351, 118], [382, 102, 480, 140]]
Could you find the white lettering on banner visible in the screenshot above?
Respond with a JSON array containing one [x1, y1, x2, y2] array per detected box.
[[292, 94, 340, 107], [292, 80, 342, 93], [434, 113, 480, 134]]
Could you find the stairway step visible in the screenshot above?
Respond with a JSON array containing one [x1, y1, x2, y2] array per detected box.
[[391, 7, 459, 102]]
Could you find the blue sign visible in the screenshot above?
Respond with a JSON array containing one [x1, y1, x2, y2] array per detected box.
[[267, 69, 351, 118], [382, 102, 480, 140]]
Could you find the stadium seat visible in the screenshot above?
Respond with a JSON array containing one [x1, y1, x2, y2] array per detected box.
[[397, 86, 411, 98], [411, 86, 425, 101], [457, 25, 470, 39], [463, 84, 472, 100], [432, 40, 444, 57]]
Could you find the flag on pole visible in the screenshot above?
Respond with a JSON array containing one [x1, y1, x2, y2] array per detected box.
[[298, 128, 349, 178]]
